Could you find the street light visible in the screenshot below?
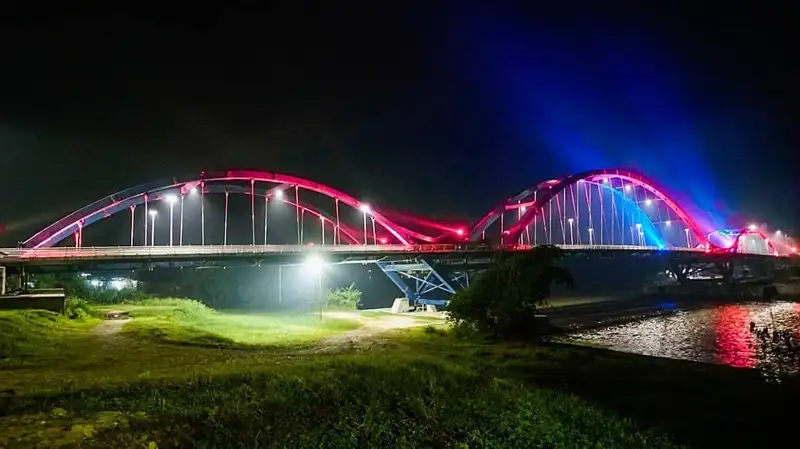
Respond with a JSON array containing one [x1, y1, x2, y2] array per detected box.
[[320, 216, 326, 245], [148, 210, 158, 246], [165, 194, 178, 246], [190, 186, 198, 194], [274, 189, 284, 199], [588, 227, 594, 246], [684, 228, 691, 248], [359, 204, 371, 245], [645, 199, 652, 206], [304, 255, 326, 321], [748, 224, 758, 230], [568, 218, 574, 245], [635, 223, 642, 247], [665, 220, 671, 226]]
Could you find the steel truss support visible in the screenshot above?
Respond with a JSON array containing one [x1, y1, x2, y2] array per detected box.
[[375, 258, 457, 307]]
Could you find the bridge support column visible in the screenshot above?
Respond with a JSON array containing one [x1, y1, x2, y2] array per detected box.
[[1, 266, 6, 295], [375, 258, 457, 307]]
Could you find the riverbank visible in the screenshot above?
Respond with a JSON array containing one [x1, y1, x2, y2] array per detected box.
[[2, 301, 798, 448], [541, 293, 797, 331]]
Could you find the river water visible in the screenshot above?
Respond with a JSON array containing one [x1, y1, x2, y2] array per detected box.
[[569, 301, 800, 368]]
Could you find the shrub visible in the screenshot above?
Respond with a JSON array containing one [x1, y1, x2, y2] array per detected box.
[[326, 284, 362, 310], [447, 246, 573, 340], [64, 297, 93, 320]]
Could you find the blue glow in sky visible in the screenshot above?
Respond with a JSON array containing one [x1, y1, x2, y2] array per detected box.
[[448, 6, 769, 233], [603, 184, 665, 248]]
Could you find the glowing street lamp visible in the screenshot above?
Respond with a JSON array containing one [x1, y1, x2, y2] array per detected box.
[[645, 199, 652, 206], [665, 220, 671, 226], [165, 194, 178, 246], [568, 218, 574, 245], [190, 186, 198, 194], [684, 228, 691, 248], [588, 227, 594, 246], [148, 209, 158, 246], [274, 189, 284, 199], [748, 224, 758, 231]]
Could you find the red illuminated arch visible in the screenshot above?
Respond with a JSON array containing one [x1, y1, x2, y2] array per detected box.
[[24, 169, 432, 248], [469, 169, 709, 247], [710, 227, 778, 255]]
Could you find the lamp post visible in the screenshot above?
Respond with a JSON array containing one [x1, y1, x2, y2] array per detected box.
[[568, 218, 574, 245], [684, 228, 691, 248], [360, 204, 371, 245], [224, 191, 229, 246], [305, 255, 325, 321], [166, 195, 177, 247], [320, 216, 326, 245], [149, 210, 158, 246], [635, 223, 642, 247], [179, 194, 185, 246], [588, 227, 594, 246]]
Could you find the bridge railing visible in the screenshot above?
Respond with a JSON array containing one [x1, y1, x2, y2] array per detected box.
[[0, 243, 709, 262]]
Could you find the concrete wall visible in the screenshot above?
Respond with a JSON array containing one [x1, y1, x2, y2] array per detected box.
[[0, 296, 66, 313]]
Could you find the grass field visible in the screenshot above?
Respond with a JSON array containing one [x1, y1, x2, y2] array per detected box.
[[102, 298, 365, 347], [1, 299, 798, 448]]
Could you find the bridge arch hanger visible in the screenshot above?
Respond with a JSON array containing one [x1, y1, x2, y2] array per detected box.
[[200, 183, 363, 245], [24, 169, 434, 249], [468, 168, 711, 249]]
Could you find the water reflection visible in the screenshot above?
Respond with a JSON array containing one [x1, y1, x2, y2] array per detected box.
[[570, 301, 800, 368]]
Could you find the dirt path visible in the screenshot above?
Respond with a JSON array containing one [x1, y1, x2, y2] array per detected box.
[[309, 315, 440, 353], [91, 318, 132, 339]]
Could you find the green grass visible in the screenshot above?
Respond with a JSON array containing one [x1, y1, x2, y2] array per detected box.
[[0, 310, 100, 361], [1, 299, 798, 448], [104, 298, 363, 347], [0, 328, 679, 449]]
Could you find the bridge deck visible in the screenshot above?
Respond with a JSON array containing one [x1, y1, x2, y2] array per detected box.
[[0, 244, 782, 268]]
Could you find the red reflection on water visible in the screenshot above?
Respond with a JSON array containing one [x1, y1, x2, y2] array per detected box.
[[713, 305, 756, 368]]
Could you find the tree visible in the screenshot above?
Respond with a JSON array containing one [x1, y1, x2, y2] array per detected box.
[[326, 284, 362, 310], [447, 246, 573, 340]]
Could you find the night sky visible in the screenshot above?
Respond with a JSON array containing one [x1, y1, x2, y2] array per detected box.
[[1, 2, 798, 245]]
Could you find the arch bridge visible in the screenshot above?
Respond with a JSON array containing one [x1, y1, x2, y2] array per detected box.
[[4, 168, 794, 305]]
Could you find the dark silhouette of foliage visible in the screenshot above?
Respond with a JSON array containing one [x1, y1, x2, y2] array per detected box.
[[447, 245, 573, 340]]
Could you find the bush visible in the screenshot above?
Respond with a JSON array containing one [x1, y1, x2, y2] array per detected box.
[[326, 284, 362, 310], [447, 246, 573, 340], [64, 297, 93, 320]]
